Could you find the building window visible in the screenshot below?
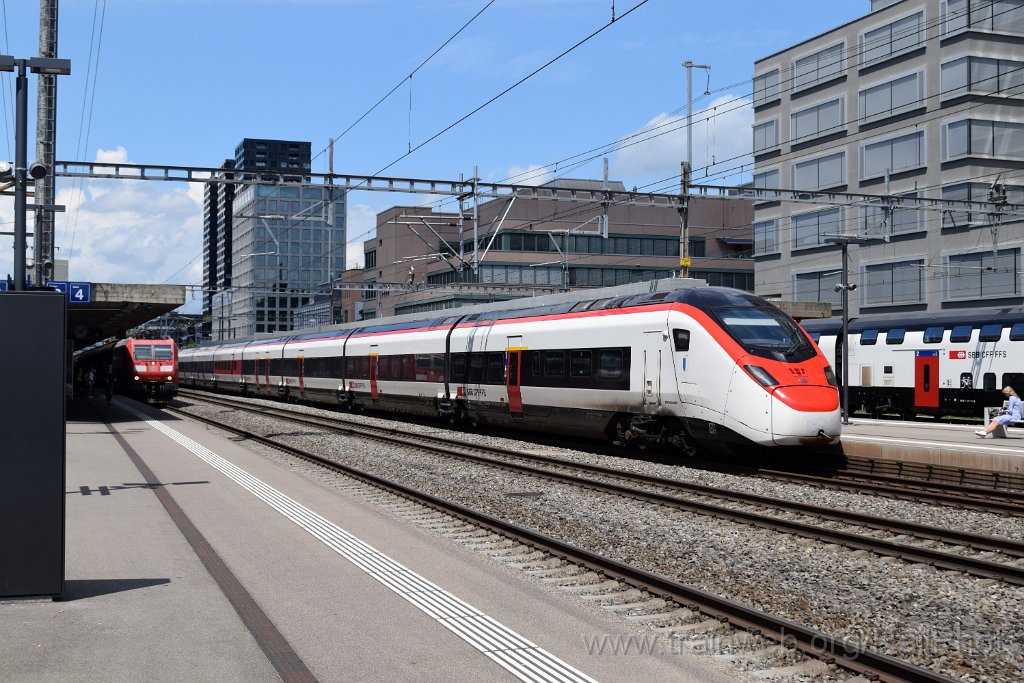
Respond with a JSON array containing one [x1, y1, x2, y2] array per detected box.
[[862, 259, 924, 306], [364, 250, 376, 269], [753, 119, 779, 153], [792, 43, 845, 93], [860, 130, 926, 180], [688, 237, 706, 258], [753, 219, 779, 256], [860, 12, 924, 68], [794, 269, 842, 308], [753, 69, 781, 106], [751, 169, 780, 202], [944, 248, 1020, 300], [941, 56, 1024, 99], [943, 119, 1024, 161], [792, 151, 846, 190], [858, 72, 923, 123], [792, 207, 843, 251], [942, 0, 1024, 36], [862, 191, 924, 238], [791, 97, 844, 142]]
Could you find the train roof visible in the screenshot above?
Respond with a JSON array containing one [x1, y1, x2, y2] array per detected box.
[[801, 306, 1024, 334]]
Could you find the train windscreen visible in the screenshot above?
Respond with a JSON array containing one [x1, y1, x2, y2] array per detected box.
[[715, 307, 816, 362], [133, 344, 174, 361]]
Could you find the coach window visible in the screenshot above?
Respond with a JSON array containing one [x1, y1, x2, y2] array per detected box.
[[984, 373, 997, 392], [923, 326, 945, 344], [980, 324, 1003, 342], [1011, 323, 1024, 341], [544, 351, 565, 377], [570, 350, 593, 377], [1003, 373, 1024, 391], [468, 354, 485, 382], [860, 329, 879, 345], [450, 354, 467, 382], [597, 349, 624, 380], [950, 325, 973, 343], [885, 328, 905, 345], [672, 329, 690, 352], [486, 353, 505, 384]]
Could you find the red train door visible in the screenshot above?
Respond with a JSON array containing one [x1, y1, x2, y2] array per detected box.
[[506, 349, 523, 417], [914, 351, 939, 408], [369, 348, 379, 400]]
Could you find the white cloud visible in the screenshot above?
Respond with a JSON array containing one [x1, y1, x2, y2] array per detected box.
[[486, 164, 554, 186], [611, 95, 754, 187]]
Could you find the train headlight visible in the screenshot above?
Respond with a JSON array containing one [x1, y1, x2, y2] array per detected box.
[[744, 364, 779, 387], [167, 376, 173, 381], [824, 365, 837, 386], [133, 375, 140, 381]]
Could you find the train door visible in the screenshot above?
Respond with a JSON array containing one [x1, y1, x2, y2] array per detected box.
[[297, 352, 305, 394], [369, 345, 379, 400], [914, 351, 939, 408], [506, 335, 523, 417], [642, 330, 663, 407]]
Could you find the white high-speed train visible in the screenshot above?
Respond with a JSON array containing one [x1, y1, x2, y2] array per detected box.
[[181, 287, 841, 454]]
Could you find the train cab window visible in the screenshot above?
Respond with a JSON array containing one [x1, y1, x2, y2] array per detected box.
[[1011, 323, 1024, 341], [885, 328, 905, 345], [860, 329, 878, 345], [984, 373, 997, 392], [570, 350, 592, 377], [980, 324, 1003, 342], [923, 327, 944, 344], [544, 351, 565, 377], [809, 332, 821, 343], [950, 325, 973, 343], [672, 329, 690, 352], [597, 349, 624, 380]]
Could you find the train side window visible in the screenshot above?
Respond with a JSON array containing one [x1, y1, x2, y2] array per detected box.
[[984, 373, 996, 392], [1011, 323, 1024, 341], [950, 325, 973, 343], [544, 351, 565, 377], [450, 354, 466, 382], [672, 329, 690, 352], [885, 328, 905, 345], [570, 350, 592, 377], [980, 324, 1003, 342], [883, 365, 893, 374], [486, 353, 505, 384], [923, 327, 944, 344], [597, 349, 623, 379], [860, 329, 878, 345], [468, 353, 485, 382], [1002, 373, 1024, 392]]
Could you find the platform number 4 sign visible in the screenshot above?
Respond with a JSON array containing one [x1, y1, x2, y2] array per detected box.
[[67, 282, 91, 304]]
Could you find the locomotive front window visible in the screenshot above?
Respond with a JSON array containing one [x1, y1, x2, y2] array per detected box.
[[714, 307, 814, 362], [133, 344, 154, 360]]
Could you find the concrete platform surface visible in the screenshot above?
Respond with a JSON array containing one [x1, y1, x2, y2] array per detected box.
[[840, 417, 1024, 473], [0, 397, 738, 683]]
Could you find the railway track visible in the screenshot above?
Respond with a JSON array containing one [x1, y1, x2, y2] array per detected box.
[[173, 391, 1024, 586], [166, 395, 960, 683]]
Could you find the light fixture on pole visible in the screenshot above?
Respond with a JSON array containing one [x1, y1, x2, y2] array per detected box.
[[0, 55, 70, 291], [824, 234, 872, 425]]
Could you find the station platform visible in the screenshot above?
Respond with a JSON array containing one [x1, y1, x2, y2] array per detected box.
[[839, 418, 1024, 474], [0, 397, 734, 683]]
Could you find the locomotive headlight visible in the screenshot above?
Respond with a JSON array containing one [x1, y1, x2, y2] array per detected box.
[[167, 375, 173, 381], [824, 365, 837, 386], [133, 375, 140, 381], [744, 364, 779, 387]]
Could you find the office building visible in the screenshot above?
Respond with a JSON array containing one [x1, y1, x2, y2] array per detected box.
[[752, 0, 1023, 314]]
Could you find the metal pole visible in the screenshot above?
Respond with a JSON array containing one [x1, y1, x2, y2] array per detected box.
[[685, 61, 693, 170], [840, 240, 851, 425], [13, 61, 27, 290]]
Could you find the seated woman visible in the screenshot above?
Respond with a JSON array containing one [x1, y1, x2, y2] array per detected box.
[[977, 386, 1022, 438]]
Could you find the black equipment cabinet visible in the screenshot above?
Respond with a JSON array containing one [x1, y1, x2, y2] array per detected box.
[[0, 291, 66, 598]]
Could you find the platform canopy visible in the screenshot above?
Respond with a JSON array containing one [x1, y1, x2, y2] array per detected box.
[[66, 283, 185, 347]]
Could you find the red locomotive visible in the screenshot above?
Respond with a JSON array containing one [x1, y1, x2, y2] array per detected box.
[[111, 337, 179, 404]]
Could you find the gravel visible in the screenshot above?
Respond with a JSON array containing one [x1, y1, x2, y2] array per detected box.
[[177, 395, 1024, 682]]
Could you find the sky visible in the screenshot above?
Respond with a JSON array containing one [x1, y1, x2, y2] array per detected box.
[[0, 0, 870, 313]]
